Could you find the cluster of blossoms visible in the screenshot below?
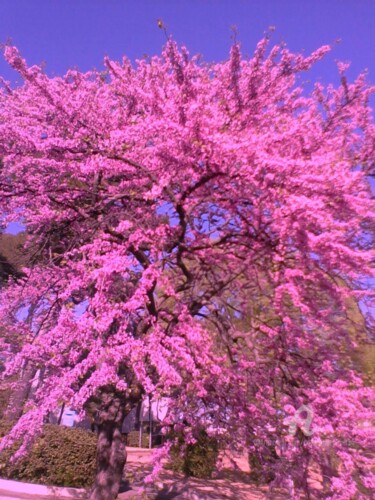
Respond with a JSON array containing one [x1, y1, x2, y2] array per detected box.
[[0, 36, 374, 497]]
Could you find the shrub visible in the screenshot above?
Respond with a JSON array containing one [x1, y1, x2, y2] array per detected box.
[[0, 376, 16, 420], [0, 420, 13, 438], [127, 429, 149, 448], [248, 450, 277, 484], [0, 389, 10, 420], [247, 436, 281, 485], [126, 423, 163, 448], [0, 424, 97, 488], [168, 428, 219, 479]]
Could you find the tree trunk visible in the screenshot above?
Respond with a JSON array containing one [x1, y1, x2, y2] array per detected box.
[[88, 385, 142, 500], [89, 418, 126, 500], [4, 363, 36, 422]]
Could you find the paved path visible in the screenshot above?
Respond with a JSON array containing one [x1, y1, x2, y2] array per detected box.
[[0, 478, 86, 499]]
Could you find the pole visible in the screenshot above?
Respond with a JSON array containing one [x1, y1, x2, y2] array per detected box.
[[57, 403, 65, 425], [149, 395, 152, 449], [138, 399, 143, 448]]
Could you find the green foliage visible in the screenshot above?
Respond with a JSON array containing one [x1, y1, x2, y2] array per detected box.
[[0, 386, 10, 420], [127, 429, 149, 448], [168, 428, 219, 479], [248, 448, 278, 484], [0, 421, 13, 438], [0, 424, 97, 488], [126, 422, 163, 448], [0, 232, 27, 282]]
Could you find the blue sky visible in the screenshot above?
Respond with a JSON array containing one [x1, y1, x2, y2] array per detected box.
[[0, 1, 374, 88]]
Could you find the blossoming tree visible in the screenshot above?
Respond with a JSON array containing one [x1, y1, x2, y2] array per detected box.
[[0, 36, 374, 499]]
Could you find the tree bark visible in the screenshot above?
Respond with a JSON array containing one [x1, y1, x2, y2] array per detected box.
[[88, 385, 142, 500]]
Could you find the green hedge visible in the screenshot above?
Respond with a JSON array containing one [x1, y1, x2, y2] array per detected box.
[[0, 424, 97, 488], [127, 430, 149, 448], [167, 428, 219, 479]]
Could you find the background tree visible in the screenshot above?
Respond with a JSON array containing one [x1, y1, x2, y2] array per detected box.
[[0, 231, 36, 422], [0, 36, 374, 499], [0, 232, 26, 283]]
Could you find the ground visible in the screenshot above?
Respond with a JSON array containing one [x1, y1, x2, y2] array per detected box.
[[119, 448, 289, 499]]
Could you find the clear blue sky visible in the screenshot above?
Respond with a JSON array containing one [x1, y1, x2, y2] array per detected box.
[[0, 1, 374, 88], [1, 1, 374, 235]]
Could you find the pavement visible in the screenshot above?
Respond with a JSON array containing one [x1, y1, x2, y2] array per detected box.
[[0, 478, 87, 499]]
